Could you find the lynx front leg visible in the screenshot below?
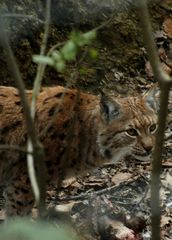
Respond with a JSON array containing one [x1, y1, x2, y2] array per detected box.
[[4, 176, 34, 217]]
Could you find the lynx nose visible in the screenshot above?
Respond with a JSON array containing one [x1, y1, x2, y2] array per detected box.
[[144, 145, 153, 155]]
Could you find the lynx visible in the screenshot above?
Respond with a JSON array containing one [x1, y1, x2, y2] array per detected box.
[[0, 85, 157, 217]]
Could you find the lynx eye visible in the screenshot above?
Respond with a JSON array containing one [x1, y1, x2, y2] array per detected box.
[[149, 123, 157, 133], [126, 128, 138, 137]]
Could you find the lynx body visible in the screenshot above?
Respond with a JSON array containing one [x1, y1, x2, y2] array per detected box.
[[0, 86, 157, 216]]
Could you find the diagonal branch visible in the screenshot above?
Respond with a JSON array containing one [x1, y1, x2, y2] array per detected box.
[[138, 1, 172, 240], [0, 16, 44, 217], [27, 0, 51, 218], [0, 18, 42, 155]]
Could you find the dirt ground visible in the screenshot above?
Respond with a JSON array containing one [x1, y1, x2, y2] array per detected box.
[[0, 0, 172, 239]]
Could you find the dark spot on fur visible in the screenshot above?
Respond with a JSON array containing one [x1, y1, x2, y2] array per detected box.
[[48, 169, 54, 175], [11, 204, 17, 209], [15, 190, 19, 194], [6, 192, 13, 198], [50, 133, 57, 140], [99, 133, 104, 137], [102, 141, 108, 146], [87, 100, 91, 104], [58, 108, 63, 113], [48, 106, 56, 117], [70, 159, 77, 168], [43, 96, 54, 104], [0, 93, 7, 97], [0, 104, 3, 113], [93, 151, 97, 157], [28, 199, 34, 204], [63, 121, 70, 129], [69, 94, 75, 100], [44, 147, 49, 155], [0, 135, 5, 144], [1, 121, 22, 134], [54, 92, 63, 98], [59, 133, 66, 141], [26, 178, 30, 185], [15, 101, 21, 106], [34, 112, 38, 120], [16, 201, 24, 206], [21, 188, 29, 194], [46, 161, 52, 167], [70, 163, 74, 168], [22, 133, 27, 141], [58, 148, 66, 159], [104, 149, 112, 159], [107, 136, 113, 141], [48, 126, 54, 132], [73, 148, 77, 153]]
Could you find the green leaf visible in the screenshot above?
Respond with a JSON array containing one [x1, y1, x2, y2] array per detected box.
[[61, 40, 77, 61], [70, 30, 96, 47], [89, 48, 98, 59], [56, 60, 66, 72], [51, 50, 63, 61], [0, 218, 78, 240], [83, 30, 96, 43], [33, 55, 54, 66]]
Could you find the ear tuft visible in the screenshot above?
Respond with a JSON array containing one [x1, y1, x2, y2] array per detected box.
[[143, 86, 159, 111], [100, 92, 122, 122]]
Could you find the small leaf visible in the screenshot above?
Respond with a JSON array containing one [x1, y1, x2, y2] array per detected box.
[[89, 48, 98, 59], [33, 55, 54, 66], [61, 40, 77, 60], [70, 31, 96, 47], [83, 30, 96, 43], [51, 51, 62, 61], [56, 60, 66, 72]]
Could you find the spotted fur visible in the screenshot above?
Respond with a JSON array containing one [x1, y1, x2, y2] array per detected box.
[[0, 85, 157, 217]]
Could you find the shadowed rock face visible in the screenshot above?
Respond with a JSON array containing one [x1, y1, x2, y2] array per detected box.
[[48, 0, 158, 25], [0, 0, 162, 89], [1, 0, 159, 26]]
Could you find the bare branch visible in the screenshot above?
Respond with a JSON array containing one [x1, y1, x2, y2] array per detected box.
[[27, 0, 51, 218], [0, 18, 40, 153], [0, 144, 33, 154], [31, 0, 51, 116], [2, 13, 44, 24], [0, 0, 51, 217], [138, 1, 172, 240]]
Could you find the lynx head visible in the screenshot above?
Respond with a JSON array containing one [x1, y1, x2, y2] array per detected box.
[[97, 88, 158, 163]]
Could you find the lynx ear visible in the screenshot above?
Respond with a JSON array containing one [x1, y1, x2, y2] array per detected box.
[[100, 93, 122, 122], [143, 86, 159, 111]]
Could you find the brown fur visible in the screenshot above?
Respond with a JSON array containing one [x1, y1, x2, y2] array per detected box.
[[0, 86, 157, 216]]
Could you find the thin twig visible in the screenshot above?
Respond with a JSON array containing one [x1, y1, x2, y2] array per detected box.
[[47, 42, 65, 56], [2, 13, 44, 24], [0, 144, 33, 154], [0, 15, 44, 218], [0, 18, 41, 154], [138, 1, 172, 240], [31, 0, 51, 115], [27, 0, 51, 218]]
